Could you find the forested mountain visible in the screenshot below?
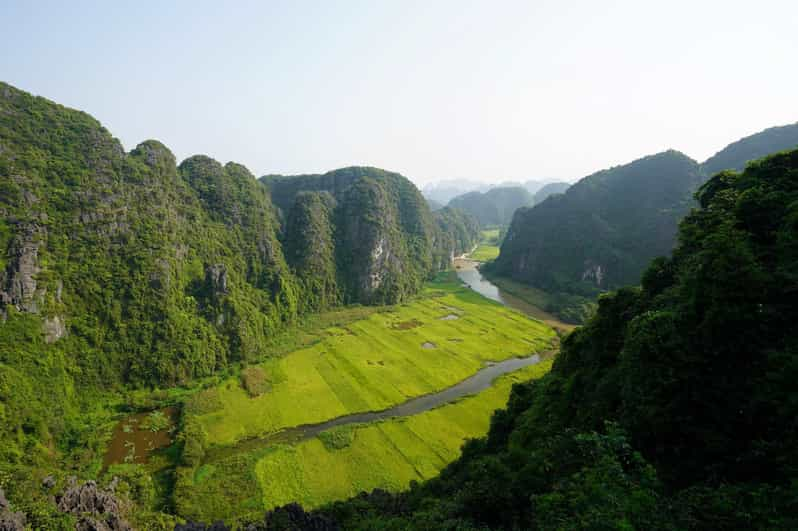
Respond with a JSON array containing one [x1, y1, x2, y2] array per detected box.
[[264, 168, 479, 304], [0, 82, 475, 473], [493, 151, 703, 295], [492, 123, 798, 322], [229, 147, 798, 530], [533, 181, 569, 203], [431, 206, 481, 266], [447, 186, 535, 226], [701, 122, 798, 175]]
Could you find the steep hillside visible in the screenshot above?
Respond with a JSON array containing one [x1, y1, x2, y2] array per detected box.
[[431, 206, 481, 269], [253, 147, 798, 531], [493, 151, 703, 296], [491, 123, 798, 324], [702, 122, 798, 175], [448, 186, 535, 226], [533, 181, 569, 203], [265, 168, 479, 304]]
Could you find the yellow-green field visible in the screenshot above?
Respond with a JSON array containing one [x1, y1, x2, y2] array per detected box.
[[469, 228, 501, 261], [180, 360, 553, 521], [197, 279, 555, 447], [255, 360, 551, 509], [470, 244, 500, 261]]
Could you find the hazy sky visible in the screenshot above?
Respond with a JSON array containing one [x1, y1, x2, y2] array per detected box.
[[2, 0, 796, 186]]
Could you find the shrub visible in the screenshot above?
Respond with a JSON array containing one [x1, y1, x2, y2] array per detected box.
[[240, 366, 271, 397], [318, 426, 355, 451]]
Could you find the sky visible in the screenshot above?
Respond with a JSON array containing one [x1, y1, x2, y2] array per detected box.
[[1, 0, 796, 187]]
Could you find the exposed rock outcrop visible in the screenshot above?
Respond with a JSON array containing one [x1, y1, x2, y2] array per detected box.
[[0, 223, 45, 313], [204, 264, 229, 297], [56, 478, 131, 531], [43, 315, 67, 343], [0, 487, 26, 531]]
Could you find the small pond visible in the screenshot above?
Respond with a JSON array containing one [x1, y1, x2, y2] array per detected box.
[[103, 406, 179, 467]]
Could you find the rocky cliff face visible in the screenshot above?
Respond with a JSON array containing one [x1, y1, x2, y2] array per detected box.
[[0, 223, 44, 313], [265, 166, 472, 305]]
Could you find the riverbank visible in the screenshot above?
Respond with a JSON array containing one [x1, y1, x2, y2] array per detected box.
[[454, 258, 576, 334]]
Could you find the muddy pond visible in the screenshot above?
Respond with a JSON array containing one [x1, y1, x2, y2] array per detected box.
[[103, 406, 179, 468]]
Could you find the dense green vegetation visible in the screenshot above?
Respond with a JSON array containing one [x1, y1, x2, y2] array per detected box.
[[492, 125, 798, 323], [493, 150, 704, 296], [483, 272, 595, 326], [3, 77, 797, 530], [448, 186, 535, 226], [268, 147, 798, 530], [431, 207, 481, 268], [701, 122, 798, 175]]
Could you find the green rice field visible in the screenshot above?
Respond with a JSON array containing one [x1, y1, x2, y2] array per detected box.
[[470, 244, 500, 261], [196, 278, 555, 447], [254, 360, 552, 509], [181, 360, 552, 521]]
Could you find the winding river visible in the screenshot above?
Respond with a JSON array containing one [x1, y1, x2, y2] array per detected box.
[[204, 351, 551, 460]]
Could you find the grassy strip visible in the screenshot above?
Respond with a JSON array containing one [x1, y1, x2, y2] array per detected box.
[[470, 245, 500, 261], [484, 272, 595, 326]]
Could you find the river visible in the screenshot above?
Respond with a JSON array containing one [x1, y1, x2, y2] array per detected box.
[[454, 257, 575, 333]]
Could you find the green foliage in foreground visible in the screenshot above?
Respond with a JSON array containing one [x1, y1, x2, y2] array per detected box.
[[300, 148, 798, 529]]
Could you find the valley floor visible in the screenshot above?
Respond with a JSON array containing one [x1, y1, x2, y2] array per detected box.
[[171, 274, 556, 522]]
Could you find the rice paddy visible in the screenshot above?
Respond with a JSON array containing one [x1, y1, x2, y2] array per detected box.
[[196, 278, 555, 447], [176, 274, 557, 522]]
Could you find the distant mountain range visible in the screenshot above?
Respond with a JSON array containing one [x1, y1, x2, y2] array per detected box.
[[422, 178, 568, 205]]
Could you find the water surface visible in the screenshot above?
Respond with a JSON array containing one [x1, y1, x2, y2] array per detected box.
[[103, 407, 178, 467]]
